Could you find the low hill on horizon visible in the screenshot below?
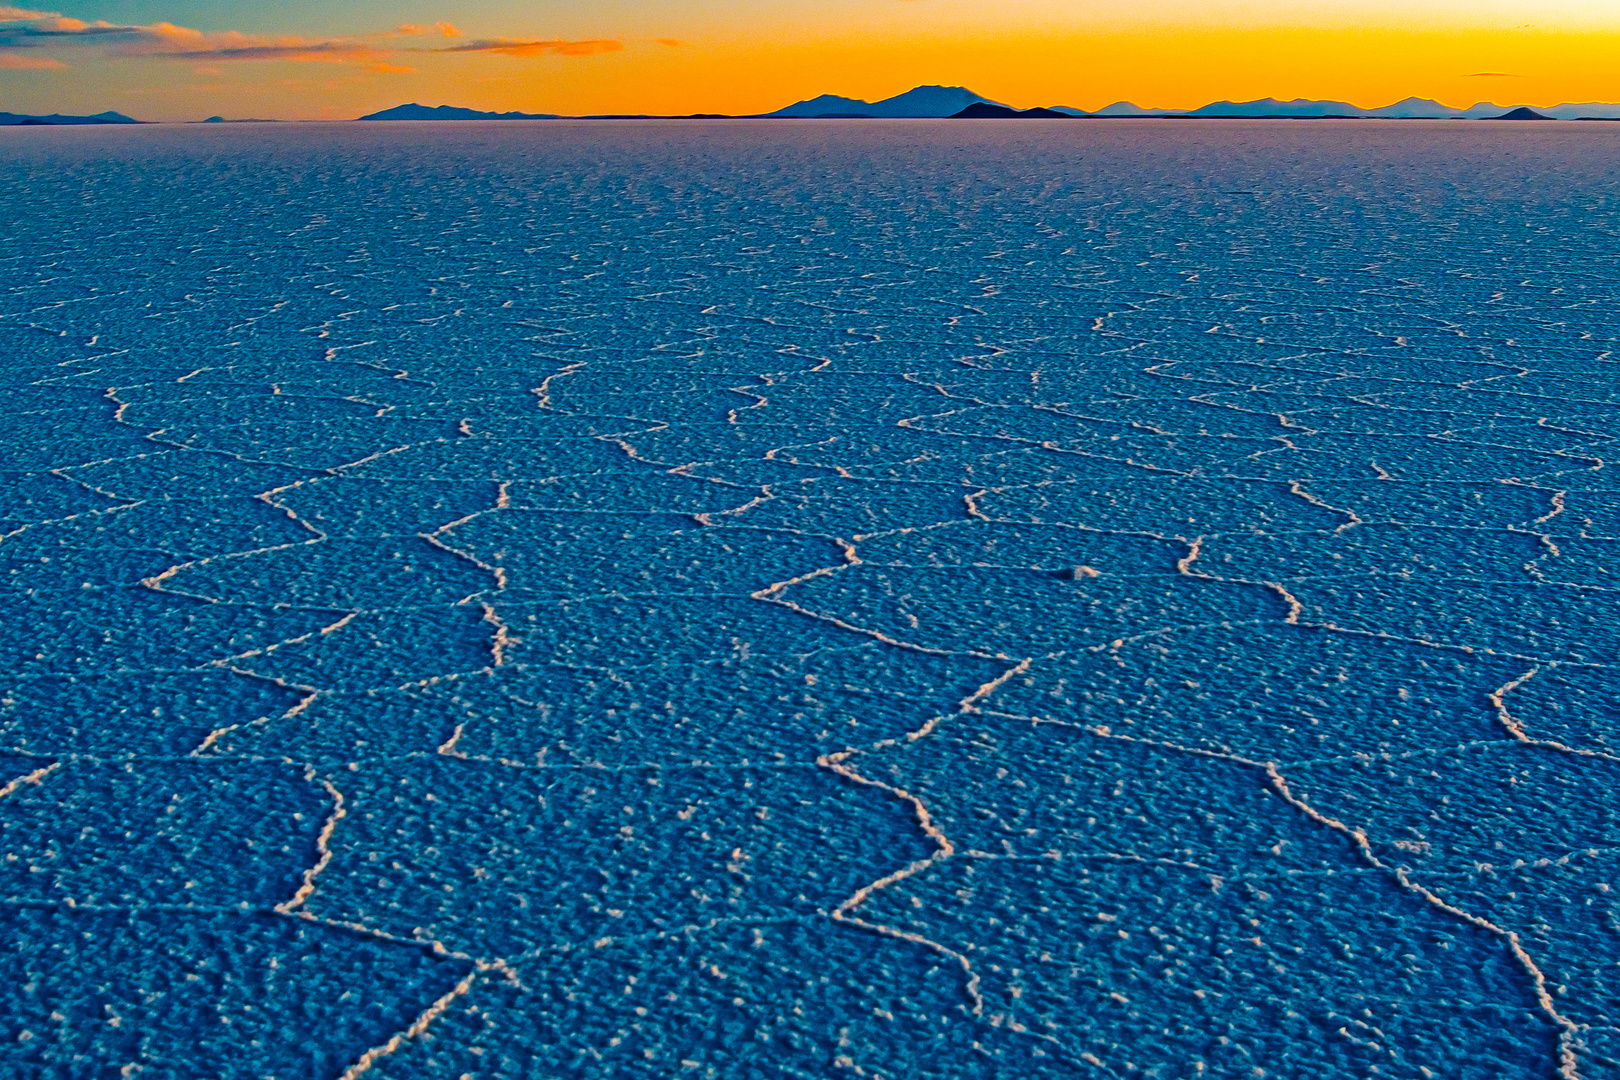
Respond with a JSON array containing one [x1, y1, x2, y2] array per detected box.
[[1189, 97, 1362, 118], [359, 103, 558, 121], [0, 111, 141, 126], [952, 103, 1072, 119]]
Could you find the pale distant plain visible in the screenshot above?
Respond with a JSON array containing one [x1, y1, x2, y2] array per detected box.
[[1, 119, 1618, 1079]]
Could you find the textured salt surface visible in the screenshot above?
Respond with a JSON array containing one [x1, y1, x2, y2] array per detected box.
[[1, 119, 1618, 1079]]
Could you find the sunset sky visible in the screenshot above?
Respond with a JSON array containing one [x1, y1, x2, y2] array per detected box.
[[1, 1, 1617, 121]]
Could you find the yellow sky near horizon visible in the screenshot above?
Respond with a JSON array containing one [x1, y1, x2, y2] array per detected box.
[[511, 27, 1620, 117]]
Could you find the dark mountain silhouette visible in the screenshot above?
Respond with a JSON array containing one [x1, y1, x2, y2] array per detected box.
[[359, 103, 558, 121], [1189, 97, 1360, 118], [0, 111, 140, 126], [768, 85, 1006, 118], [1486, 107, 1552, 120], [764, 93, 870, 117], [951, 103, 1072, 119]]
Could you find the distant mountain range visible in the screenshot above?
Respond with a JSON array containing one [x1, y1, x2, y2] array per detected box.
[[360, 103, 559, 121], [1130, 97, 1620, 121], [0, 111, 140, 126], [10, 91, 1620, 127], [766, 88, 1620, 120], [350, 90, 1620, 121]]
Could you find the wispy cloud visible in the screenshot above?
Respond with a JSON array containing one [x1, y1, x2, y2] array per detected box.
[[151, 41, 385, 64], [1466, 72, 1522, 78], [0, 16, 208, 52], [656, 38, 686, 47], [1, 18, 144, 42], [435, 37, 623, 58], [0, 50, 61, 66], [396, 22, 461, 38], [0, 6, 58, 19]]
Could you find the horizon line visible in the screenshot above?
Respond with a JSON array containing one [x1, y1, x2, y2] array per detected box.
[[10, 91, 1620, 126]]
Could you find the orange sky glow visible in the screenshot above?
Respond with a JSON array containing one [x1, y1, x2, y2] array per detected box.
[[0, 3, 1616, 120]]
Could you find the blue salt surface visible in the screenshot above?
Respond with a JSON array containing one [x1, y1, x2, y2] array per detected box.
[[1, 119, 1617, 1078]]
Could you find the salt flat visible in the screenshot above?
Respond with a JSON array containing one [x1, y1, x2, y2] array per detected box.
[[1, 118, 1617, 1078]]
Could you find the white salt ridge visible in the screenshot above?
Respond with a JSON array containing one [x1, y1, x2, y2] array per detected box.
[[0, 119, 1615, 1078]]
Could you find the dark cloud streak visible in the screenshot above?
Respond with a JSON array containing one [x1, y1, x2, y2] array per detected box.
[[0, 23, 141, 43], [157, 42, 373, 62], [432, 37, 623, 57]]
